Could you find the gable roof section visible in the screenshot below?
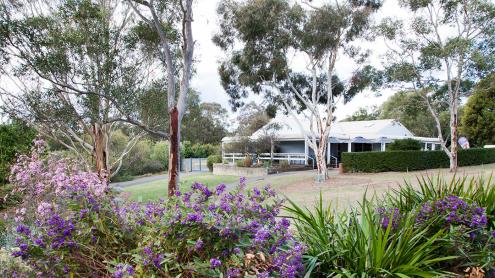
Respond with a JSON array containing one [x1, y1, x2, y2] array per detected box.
[[223, 114, 440, 143]]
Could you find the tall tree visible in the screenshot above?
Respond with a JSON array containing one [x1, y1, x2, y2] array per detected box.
[[127, 0, 194, 196], [377, 0, 495, 172], [235, 102, 273, 137], [214, 0, 381, 179], [0, 0, 162, 178], [461, 74, 495, 147], [343, 106, 379, 121], [379, 91, 451, 138]]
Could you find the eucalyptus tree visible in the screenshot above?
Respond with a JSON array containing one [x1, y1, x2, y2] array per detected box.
[[127, 0, 194, 195], [0, 0, 164, 178], [214, 0, 381, 179], [376, 0, 495, 172]]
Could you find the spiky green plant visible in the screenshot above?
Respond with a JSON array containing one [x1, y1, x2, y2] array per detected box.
[[286, 194, 456, 277], [384, 175, 495, 229]]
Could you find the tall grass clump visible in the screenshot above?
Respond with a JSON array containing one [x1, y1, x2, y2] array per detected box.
[[385, 175, 495, 229], [286, 195, 455, 277]]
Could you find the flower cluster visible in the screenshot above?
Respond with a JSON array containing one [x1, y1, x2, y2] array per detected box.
[[10, 143, 305, 277], [377, 207, 401, 230], [9, 139, 108, 205], [417, 195, 488, 230], [122, 179, 305, 277]]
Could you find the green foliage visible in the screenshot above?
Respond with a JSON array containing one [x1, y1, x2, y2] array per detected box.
[[344, 106, 380, 121], [0, 123, 36, 183], [461, 74, 495, 147], [379, 91, 450, 138], [279, 160, 289, 169], [150, 141, 169, 170], [0, 247, 33, 277], [342, 148, 495, 173], [214, 0, 381, 110], [0, 184, 23, 210], [234, 156, 252, 168], [182, 141, 219, 158], [112, 137, 169, 180], [385, 176, 495, 230], [286, 195, 454, 277], [387, 138, 423, 151], [207, 155, 222, 172]]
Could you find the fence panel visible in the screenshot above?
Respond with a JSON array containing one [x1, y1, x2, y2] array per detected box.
[[180, 158, 209, 172]]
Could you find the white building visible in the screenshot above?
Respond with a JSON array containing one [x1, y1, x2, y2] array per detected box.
[[222, 115, 441, 167]]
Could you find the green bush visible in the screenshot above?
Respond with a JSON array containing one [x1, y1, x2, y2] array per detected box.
[[0, 184, 23, 210], [0, 123, 36, 184], [182, 141, 219, 158], [1, 247, 33, 276], [342, 148, 495, 173], [280, 160, 289, 169], [386, 138, 422, 151], [207, 155, 222, 172], [150, 141, 169, 170], [235, 156, 252, 167]]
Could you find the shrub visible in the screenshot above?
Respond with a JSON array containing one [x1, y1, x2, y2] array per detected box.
[[386, 138, 423, 151], [280, 160, 289, 169], [207, 155, 222, 172], [342, 148, 495, 173], [0, 184, 23, 210], [0, 247, 32, 277], [243, 156, 252, 167], [150, 141, 169, 170], [182, 141, 220, 158], [9, 142, 305, 277], [0, 123, 36, 184], [385, 175, 495, 230]]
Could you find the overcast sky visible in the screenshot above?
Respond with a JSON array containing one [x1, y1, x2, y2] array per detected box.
[[190, 0, 409, 124]]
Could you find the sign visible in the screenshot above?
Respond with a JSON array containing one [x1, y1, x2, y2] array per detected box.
[[458, 137, 470, 149]]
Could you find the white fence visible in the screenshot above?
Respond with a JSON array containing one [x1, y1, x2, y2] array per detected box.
[[223, 152, 308, 165]]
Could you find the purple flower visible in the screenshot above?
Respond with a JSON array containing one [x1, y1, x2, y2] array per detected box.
[[254, 228, 271, 243], [210, 258, 222, 269], [16, 224, 31, 236], [216, 184, 226, 195], [194, 239, 204, 250]]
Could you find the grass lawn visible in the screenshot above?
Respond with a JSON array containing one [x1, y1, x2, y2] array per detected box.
[[244, 163, 495, 211], [120, 163, 495, 207], [121, 173, 240, 201]]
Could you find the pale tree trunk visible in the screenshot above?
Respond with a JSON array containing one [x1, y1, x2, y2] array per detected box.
[[92, 123, 109, 179], [449, 96, 458, 172], [128, 0, 193, 196], [317, 136, 328, 178]]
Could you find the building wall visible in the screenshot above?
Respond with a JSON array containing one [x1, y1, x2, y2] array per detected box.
[[278, 140, 305, 153]]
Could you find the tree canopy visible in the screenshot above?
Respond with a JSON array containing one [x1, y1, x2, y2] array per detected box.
[[375, 0, 495, 171], [461, 74, 495, 147]]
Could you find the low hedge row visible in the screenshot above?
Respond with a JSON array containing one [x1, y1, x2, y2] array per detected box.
[[342, 148, 495, 173]]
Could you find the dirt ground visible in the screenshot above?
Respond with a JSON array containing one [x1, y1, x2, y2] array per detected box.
[[245, 163, 495, 210]]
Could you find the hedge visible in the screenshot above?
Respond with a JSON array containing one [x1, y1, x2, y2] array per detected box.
[[342, 148, 495, 173]]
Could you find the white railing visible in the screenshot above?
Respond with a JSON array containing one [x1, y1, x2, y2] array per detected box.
[[222, 153, 250, 163], [222, 152, 307, 163], [258, 153, 306, 162]]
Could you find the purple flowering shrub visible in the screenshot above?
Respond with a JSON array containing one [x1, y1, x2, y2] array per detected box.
[[378, 195, 495, 271], [121, 180, 305, 277], [9, 141, 304, 277], [376, 207, 401, 230], [417, 195, 488, 232]]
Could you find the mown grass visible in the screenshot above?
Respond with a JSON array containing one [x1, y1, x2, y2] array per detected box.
[[121, 173, 240, 201]]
